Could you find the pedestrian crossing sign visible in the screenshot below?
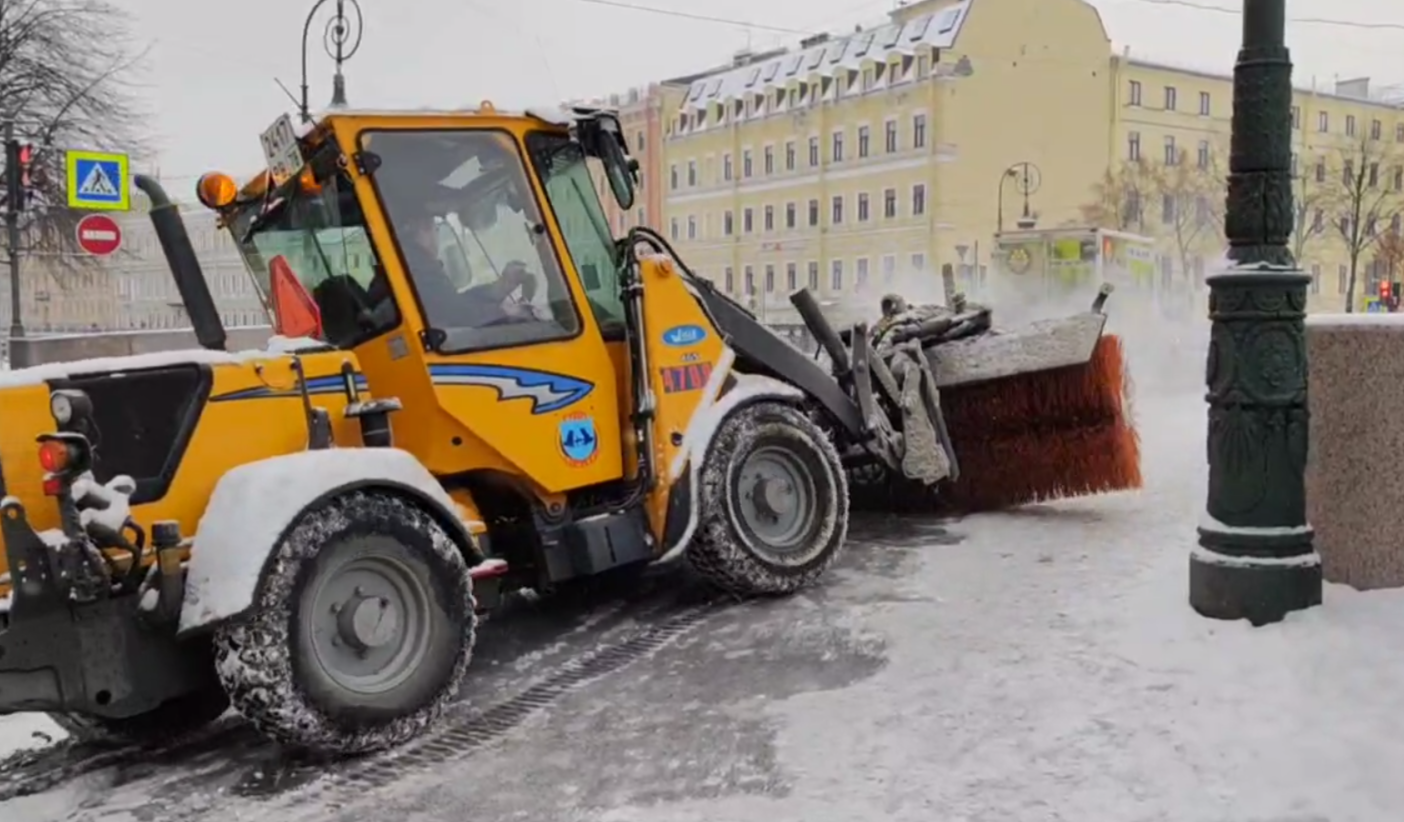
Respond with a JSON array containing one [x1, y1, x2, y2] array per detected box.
[[65, 150, 129, 211]]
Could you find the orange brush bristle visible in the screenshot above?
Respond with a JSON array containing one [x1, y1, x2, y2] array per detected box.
[[937, 334, 1142, 513]]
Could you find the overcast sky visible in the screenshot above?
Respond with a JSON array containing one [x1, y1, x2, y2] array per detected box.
[[115, 0, 1402, 194]]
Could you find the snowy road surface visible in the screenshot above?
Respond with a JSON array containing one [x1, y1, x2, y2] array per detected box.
[[3, 389, 1403, 821]]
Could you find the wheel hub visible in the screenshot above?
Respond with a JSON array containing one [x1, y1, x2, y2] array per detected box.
[[338, 593, 399, 651], [750, 475, 795, 519]]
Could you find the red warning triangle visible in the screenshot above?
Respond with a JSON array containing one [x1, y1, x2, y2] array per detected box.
[[268, 255, 322, 340]]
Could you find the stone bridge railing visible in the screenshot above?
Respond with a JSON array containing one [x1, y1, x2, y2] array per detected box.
[[1306, 314, 1404, 589]]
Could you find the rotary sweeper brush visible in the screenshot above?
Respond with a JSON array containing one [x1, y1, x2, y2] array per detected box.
[[781, 280, 1141, 515]]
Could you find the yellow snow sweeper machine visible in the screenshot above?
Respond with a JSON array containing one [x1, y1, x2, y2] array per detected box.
[[0, 104, 1138, 757]]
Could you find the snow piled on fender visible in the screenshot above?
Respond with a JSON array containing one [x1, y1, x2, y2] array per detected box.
[[180, 447, 458, 634]]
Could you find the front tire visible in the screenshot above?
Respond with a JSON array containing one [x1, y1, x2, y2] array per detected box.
[[685, 402, 848, 596], [213, 490, 476, 756]]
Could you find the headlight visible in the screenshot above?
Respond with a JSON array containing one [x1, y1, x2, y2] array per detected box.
[[50, 392, 73, 424]]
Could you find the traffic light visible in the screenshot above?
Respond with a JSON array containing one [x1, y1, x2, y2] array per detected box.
[[4, 139, 33, 212]]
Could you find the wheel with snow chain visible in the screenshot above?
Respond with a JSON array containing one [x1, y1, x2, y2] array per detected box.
[[685, 401, 848, 596], [213, 490, 476, 756]]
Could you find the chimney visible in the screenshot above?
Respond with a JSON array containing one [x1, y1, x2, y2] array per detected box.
[[800, 32, 830, 49], [732, 48, 754, 67]]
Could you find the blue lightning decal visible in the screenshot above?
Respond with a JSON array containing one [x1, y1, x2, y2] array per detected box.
[[211, 374, 368, 402], [428, 364, 593, 414]]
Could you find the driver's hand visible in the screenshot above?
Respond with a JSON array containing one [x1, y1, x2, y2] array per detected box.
[[503, 260, 537, 300]]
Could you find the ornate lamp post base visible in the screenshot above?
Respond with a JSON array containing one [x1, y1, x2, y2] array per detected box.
[[1191, 267, 1322, 625]]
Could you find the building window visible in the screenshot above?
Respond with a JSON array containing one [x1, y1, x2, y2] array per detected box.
[[743, 149, 753, 178], [1128, 80, 1141, 106], [856, 257, 869, 289], [764, 145, 774, 175], [1164, 136, 1178, 165], [912, 184, 926, 216], [1338, 264, 1348, 295], [857, 192, 870, 221], [1197, 140, 1210, 169], [807, 261, 819, 290], [763, 205, 774, 231], [636, 132, 645, 151], [1394, 166, 1403, 191], [1310, 263, 1321, 295], [744, 265, 755, 295], [1315, 159, 1326, 183], [723, 153, 733, 181], [832, 130, 844, 162], [1198, 91, 1210, 116], [687, 216, 696, 239], [832, 195, 844, 224], [882, 254, 896, 283], [1346, 115, 1357, 137], [765, 264, 775, 293], [831, 259, 843, 290], [1373, 119, 1383, 140], [786, 262, 797, 291], [1318, 111, 1329, 132], [785, 202, 796, 229], [913, 114, 926, 148], [911, 252, 926, 272], [884, 188, 897, 218], [1128, 131, 1140, 161], [724, 210, 734, 235], [785, 141, 796, 171], [809, 136, 820, 166], [885, 120, 898, 153], [743, 208, 753, 233], [670, 218, 678, 239], [1291, 106, 1301, 129], [1164, 86, 1176, 110], [669, 164, 678, 190], [1161, 194, 1175, 224], [687, 160, 696, 186], [808, 199, 819, 226], [1397, 123, 1404, 143], [858, 125, 870, 158]]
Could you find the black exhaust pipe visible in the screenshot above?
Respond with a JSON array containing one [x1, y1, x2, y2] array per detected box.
[[133, 175, 226, 351]]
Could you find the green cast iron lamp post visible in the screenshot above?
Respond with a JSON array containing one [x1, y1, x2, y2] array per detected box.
[[1189, 0, 1323, 624]]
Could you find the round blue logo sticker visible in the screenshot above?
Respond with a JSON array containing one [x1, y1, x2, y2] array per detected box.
[[559, 413, 598, 466]]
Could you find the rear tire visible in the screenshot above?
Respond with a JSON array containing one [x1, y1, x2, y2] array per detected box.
[[213, 490, 476, 756], [48, 684, 229, 747], [685, 402, 848, 596]]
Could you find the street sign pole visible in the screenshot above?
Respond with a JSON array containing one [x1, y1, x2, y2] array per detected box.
[[4, 120, 23, 355]]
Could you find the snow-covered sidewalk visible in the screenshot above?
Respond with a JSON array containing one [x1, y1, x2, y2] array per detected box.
[[591, 391, 1404, 822]]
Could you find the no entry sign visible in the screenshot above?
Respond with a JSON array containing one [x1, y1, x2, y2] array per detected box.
[[75, 213, 122, 256]]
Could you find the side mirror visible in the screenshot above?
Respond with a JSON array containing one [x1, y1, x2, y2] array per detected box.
[[593, 114, 636, 211]]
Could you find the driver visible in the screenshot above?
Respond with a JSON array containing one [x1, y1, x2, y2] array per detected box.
[[398, 199, 538, 329]]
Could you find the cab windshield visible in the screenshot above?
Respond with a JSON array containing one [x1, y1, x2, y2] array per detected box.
[[362, 128, 581, 353], [228, 167, 398, 348]]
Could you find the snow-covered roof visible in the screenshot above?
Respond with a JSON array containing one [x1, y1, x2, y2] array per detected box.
[[677, 0, 971, 111]]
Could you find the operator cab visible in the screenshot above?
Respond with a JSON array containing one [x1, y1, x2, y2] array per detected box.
[[198, 106, 636, 353]]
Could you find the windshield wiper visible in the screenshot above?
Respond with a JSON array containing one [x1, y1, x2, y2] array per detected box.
[[239, 196, 290, 245]]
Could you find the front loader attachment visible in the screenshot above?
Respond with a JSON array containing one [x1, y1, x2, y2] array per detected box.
[[792, 279, 1140, 515]]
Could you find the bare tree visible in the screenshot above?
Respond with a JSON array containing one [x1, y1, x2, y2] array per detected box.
[[1324, 134, 1404, 312], [1290, 163, 1330, 267], [1080, 160, 1155, 232], [1147, 146, 1225, 283], [0, 0, 150, 277]]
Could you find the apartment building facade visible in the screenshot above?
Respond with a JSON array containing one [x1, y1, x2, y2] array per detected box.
[[17, 187, 268, 333], [658, 0, 1404, 317], [660, 0, 1113, 323], [1111, 58, 1404, 312]]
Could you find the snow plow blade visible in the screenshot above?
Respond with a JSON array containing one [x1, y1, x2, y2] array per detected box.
[[789, 281, 1140, 515]]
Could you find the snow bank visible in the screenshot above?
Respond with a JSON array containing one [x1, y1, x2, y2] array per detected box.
[[0, 714, 65, 758]]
